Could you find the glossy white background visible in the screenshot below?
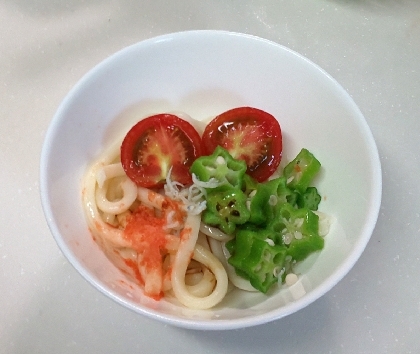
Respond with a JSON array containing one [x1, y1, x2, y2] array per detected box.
[[1, 0, 419, 352]]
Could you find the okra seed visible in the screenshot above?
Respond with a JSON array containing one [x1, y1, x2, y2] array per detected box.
[[287, 176, 294, 184], [268, 195, 278, 206], [283, 233, 292, 245], [264, 238, 275, 246], [216, 156, 226, 165], [231, 210, 240, 217], [285, 273, 298, 286], [294, 231, 303, 240]]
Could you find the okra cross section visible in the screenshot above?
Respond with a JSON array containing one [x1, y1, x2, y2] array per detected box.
[[283, 148, 321, 193], [190, 146, 247, 192], [228, 229, 287, 293], [268, 203, 324, 261], [202, 189, 250, 234], [247, 176, 294, 225]]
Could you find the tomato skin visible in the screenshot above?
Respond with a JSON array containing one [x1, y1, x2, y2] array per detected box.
[[121, 114, 203, 188], [202, 107, 282, 182]]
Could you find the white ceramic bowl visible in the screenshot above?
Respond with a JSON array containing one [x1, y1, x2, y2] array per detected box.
[[40, 30, 381, 330]]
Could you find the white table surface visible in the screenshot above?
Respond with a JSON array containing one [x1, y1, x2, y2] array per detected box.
[[2, 1, 420, 353]]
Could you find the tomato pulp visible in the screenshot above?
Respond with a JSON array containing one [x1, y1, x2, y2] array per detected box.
[[121, 114, 203, 188], [202, 107, 282, 182]]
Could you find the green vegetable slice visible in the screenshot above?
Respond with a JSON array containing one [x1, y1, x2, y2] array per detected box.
[[202, 189, 250, 234], [190, 146, 247, 192], [283, 148, 321, 193], [228, 229, 287, 293]]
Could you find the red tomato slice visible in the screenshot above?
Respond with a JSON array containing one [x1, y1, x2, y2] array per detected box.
[[121, 114, 202, 188], [202, 107, 282, 182]]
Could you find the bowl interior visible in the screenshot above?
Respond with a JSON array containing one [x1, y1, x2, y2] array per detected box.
[[40, 31, 381, 330]]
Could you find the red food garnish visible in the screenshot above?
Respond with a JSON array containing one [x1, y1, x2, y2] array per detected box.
[[122, 198, 185, 299]]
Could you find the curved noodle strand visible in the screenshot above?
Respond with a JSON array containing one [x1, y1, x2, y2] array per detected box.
[[95, 176, 138, 215], [200, 223, 234, 242], [96, 163, 125, 187], [186, 268, 216, 297], [83, 162, 132, 249], [137, 186, 166, 209], [171, 214, 228, 309], [82, 135, 232, 310]]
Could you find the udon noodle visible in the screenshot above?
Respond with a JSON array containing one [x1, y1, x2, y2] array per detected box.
[[82, 138, 251, 310]]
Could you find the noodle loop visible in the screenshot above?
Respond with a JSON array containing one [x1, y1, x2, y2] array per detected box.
[[82, 146, 229, 308]]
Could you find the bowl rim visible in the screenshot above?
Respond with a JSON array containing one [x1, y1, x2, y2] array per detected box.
[[40, 29, 382, 330]]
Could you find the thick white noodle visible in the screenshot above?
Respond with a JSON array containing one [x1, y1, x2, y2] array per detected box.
[[199, 223, 234, 242], [96, 163, 125, 188], [196, 232, 211, 250], [137, 252, 163, 296], [82, 140, 132, 249], [95, 176, 138, 215], [186, 268, 216, 297], [83, 135, 231, 309], [137, 186, 166, 209], [171, 214, 228, 309]]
